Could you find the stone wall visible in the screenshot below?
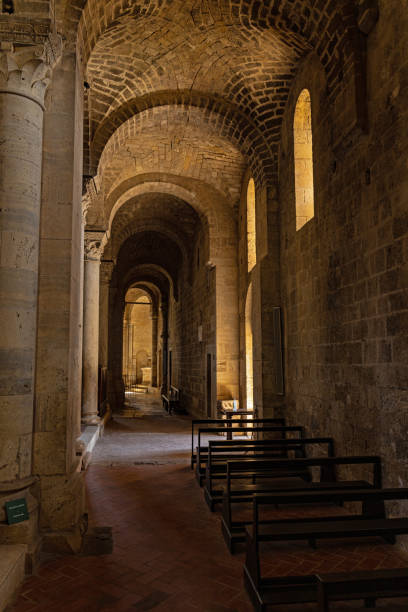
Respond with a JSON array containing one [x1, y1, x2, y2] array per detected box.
[[34, 50, 86, 553], [279, 2, 408, 488], [170, 224, 216, 417]]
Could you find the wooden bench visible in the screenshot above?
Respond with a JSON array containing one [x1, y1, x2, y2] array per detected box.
[[195, 425, 305, 485], [317, 568, 408, 611], [243, 486, 408, 610], [161, 386, 180, 415], [205, 436, 335, 511], [219, 407, 258, 440], [222, 455, 382, 551], [190, 417, 286, 469]]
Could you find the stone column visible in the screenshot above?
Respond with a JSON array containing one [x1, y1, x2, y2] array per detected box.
[[0, 36, 62, 552], [82, 231, 106, 424], [151, 311, 158, 387], [99, 260, 114, 369], [161, 300, 169, 393]]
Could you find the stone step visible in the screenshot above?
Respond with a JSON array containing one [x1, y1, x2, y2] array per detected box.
[[0, 545, 27, 611]]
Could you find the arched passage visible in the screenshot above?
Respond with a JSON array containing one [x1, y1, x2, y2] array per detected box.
[[122, 288, 154, 391]]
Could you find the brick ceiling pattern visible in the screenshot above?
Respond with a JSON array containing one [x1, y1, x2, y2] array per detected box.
[[54, 0, 361, 283], [73, 0, 358, 187], [98, 105, 246, 206], [109, 192, 201, 262]]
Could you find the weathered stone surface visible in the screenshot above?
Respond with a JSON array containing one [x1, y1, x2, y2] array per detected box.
[[279, 3, 408, 502], [2, 0, 407, 568]]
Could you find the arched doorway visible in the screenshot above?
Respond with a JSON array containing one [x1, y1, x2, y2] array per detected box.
[[122, 289, 153, 391]]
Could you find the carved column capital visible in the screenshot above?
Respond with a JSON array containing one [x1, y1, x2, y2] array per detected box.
[[84, 230, 108, 262], [82, 175, 101, 225], [0, 32, 64, 107], [82, 192, 91, 225]]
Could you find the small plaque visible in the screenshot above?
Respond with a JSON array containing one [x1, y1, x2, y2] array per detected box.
[[5, 498, 29, 525]]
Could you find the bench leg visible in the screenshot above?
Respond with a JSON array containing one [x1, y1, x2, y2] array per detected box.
[[364, 598, 376, 608], [383, 533, 396, 545]]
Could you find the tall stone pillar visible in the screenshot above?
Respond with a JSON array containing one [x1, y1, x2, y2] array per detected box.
[[82, 231, 106, 424], [161, 300, 169, 393], [0, 36, 62, 554], [99, 260, 114, 369], [151, 312, 158, 387]]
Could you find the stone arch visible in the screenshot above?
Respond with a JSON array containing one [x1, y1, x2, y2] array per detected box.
[[103, 177, 234, 264], [74, 0, 359, 93], [122, 265, 172, 301], [116, 232, 183, 302], [112, 217, 191, 268], [71, 0, 364, 157], [95, 105, 247, 203], [122, 288, 153, 388], [113, 217, 197, 287], [108, 263, 171, 410], [127, 282, 160, 319], [107, 190, 204, 284], [90, 92, 275, 185]]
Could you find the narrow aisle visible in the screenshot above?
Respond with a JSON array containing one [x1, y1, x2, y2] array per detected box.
[[9, 411, 408, 611], [8, 412, 255, 611]]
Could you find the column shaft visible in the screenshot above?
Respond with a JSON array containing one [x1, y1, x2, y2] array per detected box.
[[0, 91, 43, 483], [82, 257, 101, 423], [161, 303, 169, 393], [0, 36, 63, 557], [151, 315, 158, 387]]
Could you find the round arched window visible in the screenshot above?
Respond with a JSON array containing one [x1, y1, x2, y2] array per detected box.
[[294, 89, 314, 230]]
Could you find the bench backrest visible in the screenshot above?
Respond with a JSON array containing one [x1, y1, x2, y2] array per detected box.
[[243, 456, 380, 590], [209, 437, 334, 460], [209, 437, 335, 476], [253, 487, 408, 506], [191, 417, 286, 459], [248, 456, 382, 531], [197, 426, 304, 468], [170, 386, 179, 400], [226, 455, 382, 499], [317, 568, 408, 611]]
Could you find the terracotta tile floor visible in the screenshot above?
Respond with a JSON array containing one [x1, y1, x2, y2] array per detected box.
[[8, 398, 408, 611]]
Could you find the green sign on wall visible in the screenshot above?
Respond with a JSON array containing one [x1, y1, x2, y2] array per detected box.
[[5, 498, 29, 525]]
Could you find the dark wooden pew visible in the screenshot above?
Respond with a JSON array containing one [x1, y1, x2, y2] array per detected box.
[[221, 454, 382, 551], [243, 486, 408, 610], [190, 417, 286, 469], [195, 425, 305, 485], [317, 568, 408, 611], [204, 436, 335, 510], [162, 385, 181, 415]]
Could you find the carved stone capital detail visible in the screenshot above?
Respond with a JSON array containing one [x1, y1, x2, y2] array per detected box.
[[0, 32, 64, 106], [0, 17, 51, 46], [82, 192, 91, 224], [82, 176, 101, 225], [84, 230, 108, 262]]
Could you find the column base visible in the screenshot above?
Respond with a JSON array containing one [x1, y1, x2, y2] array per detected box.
[[39, 470, 87, 555], [0, 478, 41, 574], [0, 544, 27, 610], [76, 421, 103, 471], [81, 414, 101, 425]]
